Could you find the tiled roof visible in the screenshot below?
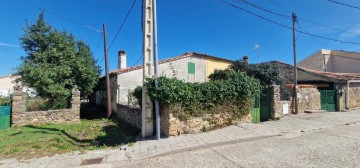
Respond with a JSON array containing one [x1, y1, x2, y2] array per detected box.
[[110, 52, 233, 75], [298, 67, 360, 81], [265, 60, 360, 82]]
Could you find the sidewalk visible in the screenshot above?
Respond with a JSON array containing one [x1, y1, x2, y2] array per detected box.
[[1, 111, 360, 168]]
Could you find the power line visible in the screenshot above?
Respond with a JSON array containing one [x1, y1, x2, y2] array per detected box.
[[93, 33, 103, 62], [297, 19, 333, 48], [17, 0, 102, 33], [327, 0, 360, 10], [237, 0, 360, 37], [235, 0, 290, 18], [131, 55, 143, 68], [108, 0, 138, 50], [298, 17, 360, 37], [219, 0, 360, 46], [298, 49, 360, 66], [267, 0, 292, 13]]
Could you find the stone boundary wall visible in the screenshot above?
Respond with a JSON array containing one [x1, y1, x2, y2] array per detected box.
[[161, 108, 251, 137], [11, 85, 80, 126], [272, 84, 321, 115], [113, 104, 142, 129], [282, 85, 321, 113]]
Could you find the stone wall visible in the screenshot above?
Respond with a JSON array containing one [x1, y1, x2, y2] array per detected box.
[[283, 85, 321, 113], [161, 108, 251, 137], [271, 85, 291, 118], [336, 82, 360, 111], [11, 85, 80, 126], [113, 104, 142, 129], [348, 83, 360, 110]]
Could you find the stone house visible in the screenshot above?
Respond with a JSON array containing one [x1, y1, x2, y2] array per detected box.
[[91, 51, 233, 127], [298, 49, 360, 73], [269, 61, 360, 112]]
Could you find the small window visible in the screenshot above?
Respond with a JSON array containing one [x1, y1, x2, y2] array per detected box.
[[188, 62, 195, 74]]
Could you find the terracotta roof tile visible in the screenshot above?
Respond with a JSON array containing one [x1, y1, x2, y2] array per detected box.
[[298, 67, 360, 81]]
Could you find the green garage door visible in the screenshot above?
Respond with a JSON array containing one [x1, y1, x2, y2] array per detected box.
[[319, 90, 337, 112]]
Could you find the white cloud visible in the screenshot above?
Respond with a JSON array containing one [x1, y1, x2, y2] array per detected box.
[[339, 24, 360, 40], [0, 42, 20, 48]]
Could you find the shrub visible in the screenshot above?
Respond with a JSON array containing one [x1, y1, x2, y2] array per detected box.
[[133, 71, 261, 120]]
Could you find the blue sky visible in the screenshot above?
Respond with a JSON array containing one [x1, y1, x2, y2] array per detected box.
[[1, 0, 360, 76]]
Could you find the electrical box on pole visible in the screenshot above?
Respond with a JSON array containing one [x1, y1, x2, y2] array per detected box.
[[142, 0, 154, 137]]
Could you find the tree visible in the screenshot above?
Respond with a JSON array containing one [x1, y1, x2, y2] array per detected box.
[[15, 12, 100, 108]]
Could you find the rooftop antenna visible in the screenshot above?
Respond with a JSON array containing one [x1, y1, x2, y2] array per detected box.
[[253, 44, 261, 64]]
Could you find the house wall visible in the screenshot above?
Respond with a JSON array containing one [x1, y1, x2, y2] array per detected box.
[[298, 49, 330, 71], [116, 55, 207, 105], [326, 50, 360, 73], [205, 58, 232, 81], [299, 49, 360, 73]]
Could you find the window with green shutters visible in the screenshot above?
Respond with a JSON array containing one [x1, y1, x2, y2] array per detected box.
[[188, 62, 195, 74]]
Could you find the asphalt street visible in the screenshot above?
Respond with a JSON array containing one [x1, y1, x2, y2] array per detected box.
[[120, 122, 360, 168]]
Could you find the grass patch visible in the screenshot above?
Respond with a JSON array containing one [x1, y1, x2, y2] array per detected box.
[[0, 104, 139, 159]]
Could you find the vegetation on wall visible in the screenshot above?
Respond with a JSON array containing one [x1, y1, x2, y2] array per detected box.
[[133, 71, 261, 120], [15, 12, 100, 108], [209, 60, 285, 85]]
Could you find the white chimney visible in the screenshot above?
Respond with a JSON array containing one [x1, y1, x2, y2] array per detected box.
[[118, 50, 127, 69]]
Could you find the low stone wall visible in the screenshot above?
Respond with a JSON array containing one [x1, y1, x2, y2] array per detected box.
[[11, 85, 80, 126], [283, 85, 321, 113], [271, 85, 292, 118], [113, 104, 142, 129], [297, 86, 321, 113], [161, 108, 251, 137]]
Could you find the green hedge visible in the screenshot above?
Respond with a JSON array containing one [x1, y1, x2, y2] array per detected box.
[[133, 71, 261, 120]]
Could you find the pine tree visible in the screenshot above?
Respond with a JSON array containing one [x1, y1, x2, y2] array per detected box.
[[16, 12, 100, 108]]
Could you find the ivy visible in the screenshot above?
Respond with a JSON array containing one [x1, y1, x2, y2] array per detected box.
[[133, 71, 261, 120], [209, 61, 285, 85]]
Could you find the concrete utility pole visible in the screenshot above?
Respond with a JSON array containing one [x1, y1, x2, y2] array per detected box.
[[103, 24, 112, 118], [142, 0, 154, 137], [292, 13, 298, 114], [152, 0, 161, 140]]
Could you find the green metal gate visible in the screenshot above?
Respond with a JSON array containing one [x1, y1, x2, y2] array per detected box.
[[0, 96, 11, 130], [260, 87, 272, 121], [251, 96, 260, 123], [251, 86, 272, 123], [319, 90, 337, 112]]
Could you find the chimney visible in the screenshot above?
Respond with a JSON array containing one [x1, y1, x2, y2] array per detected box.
[[118, 50, 127, 69], [243, 56, 249, 64]]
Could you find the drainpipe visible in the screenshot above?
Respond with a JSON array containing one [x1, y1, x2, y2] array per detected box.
[[346, 81, 349, 110]]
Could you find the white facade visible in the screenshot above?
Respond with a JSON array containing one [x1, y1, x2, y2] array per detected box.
[[114, 55, 207, 105], [0, 75, 14, 96], [0, 75, 36, 97], [299, 49, 360, 73]]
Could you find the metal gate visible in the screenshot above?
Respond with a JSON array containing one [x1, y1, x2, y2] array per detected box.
[[260, 86, 272, 121], [0, 96, 11, 130], [251, 96, 260, 123], [319, 90, 337, 112], [251, 86, 272, 123]]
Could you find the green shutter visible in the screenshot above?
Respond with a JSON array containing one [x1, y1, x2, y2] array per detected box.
[[188, 62, 195, 74]]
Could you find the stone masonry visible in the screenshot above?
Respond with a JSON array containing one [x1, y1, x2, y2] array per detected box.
[[11, 85, 80, 126], [161, 107, 251, 137], [114, 104, 142, 129]]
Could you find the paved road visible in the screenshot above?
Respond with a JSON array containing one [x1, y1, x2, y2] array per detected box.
[[2, 111, 360, 168], [120, 122, 360, 168]]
